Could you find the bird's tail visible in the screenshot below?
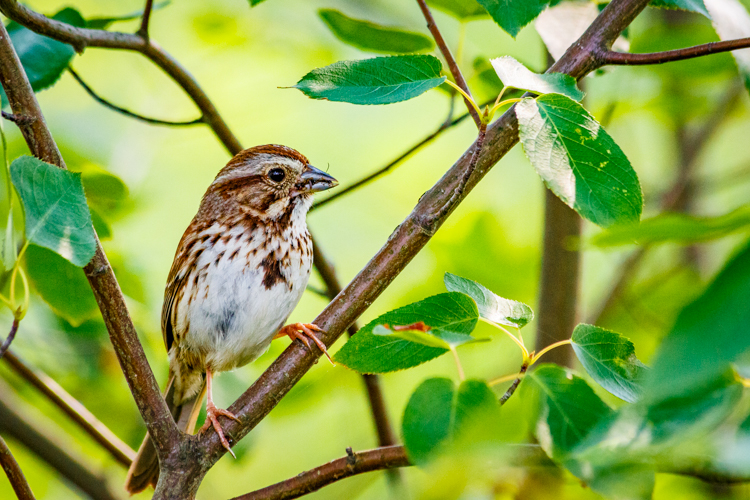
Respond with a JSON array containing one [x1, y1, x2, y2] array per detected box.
[[124, 375, 206, 494]]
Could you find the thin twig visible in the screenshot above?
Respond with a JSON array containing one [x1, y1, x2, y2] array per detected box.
[[415, 0, 481, 127], [232, 445, 411, 500], [1, 349, 135, 467], [68, 67, 204, 127], [599, 37, 750, 65], [0, 110, 35, 126], [0, 318, 18, 360], [0, 388, 118, 500], [0, 433, 35, 500], [499, 361, 528, 405], [136, 0, 154, 39], [312, 100, 493, 212]]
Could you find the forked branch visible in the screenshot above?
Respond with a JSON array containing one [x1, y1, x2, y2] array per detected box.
[[0, 434, 34, 500]]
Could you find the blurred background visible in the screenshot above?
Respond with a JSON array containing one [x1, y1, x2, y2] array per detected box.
[[1, 0, 749, 498]]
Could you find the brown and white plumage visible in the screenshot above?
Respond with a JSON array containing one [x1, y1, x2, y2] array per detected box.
[[125, 145, 337, 493]]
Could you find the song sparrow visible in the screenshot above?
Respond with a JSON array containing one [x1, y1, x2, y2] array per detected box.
[[125, 145, 337, 493]]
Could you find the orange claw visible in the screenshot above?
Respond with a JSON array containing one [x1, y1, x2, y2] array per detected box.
[[275, 323, 333, 364]]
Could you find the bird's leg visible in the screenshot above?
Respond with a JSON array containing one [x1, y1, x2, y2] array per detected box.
[[199, 368, 240, 458], [275, 323, 333, 364]]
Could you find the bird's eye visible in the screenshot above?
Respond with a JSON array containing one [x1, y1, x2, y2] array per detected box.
[[268, 168, 286, 183]]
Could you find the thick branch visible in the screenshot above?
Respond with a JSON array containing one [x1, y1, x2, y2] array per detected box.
[[1, 349, 135, 467], [68, 67, 203, 127], [232, 446, 411, 500], [0, 21, 178, 456], [198, 1, 652, 469], [0, 390, 118, 500], [415, 0, 481, 127], [0, 434, 34, 500], [600, 37, 750, 65]]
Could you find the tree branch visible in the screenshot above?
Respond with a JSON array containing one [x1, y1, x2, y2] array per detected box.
[[415, 0, 481, 127], [0, 388, 118, 500], [137, 0, 154, 40], [68, 67, 204, 127], [0, 20, 179, 457], [0, 319, 19, 360], [197, 0, 653, 473], [232, 445, 411, 500], [499, 361, 528, 405], [1, 349, 135, 468], [0, 434, 34, 500], [599, 37, 750, 65]]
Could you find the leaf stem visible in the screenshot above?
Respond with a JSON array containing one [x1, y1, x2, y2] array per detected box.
[[443, 80, 481, 121], [482, 318, 530, 361], [488, 371, 527, 387], [450, 347, 465, 381], [530, 339, 572, 366], [489, 98, 524, 121]]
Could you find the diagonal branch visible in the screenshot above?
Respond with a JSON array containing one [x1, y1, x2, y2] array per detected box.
[[0, 20, 179, 457], [68, 67, 204, 127], [195, 0, 653, 470], [0, 319, 19, 359], [1, 349, 135, 467], [0, 434, 35, 500], [232, 445, 411, 500], [599, 37, 750, 65], [415, 0, 482, 127]]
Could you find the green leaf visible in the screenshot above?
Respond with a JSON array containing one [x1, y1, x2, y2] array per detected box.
[[2, 210, 15, 271], [645, 239, 750, 401], [516, 93, 643, 227], [402, 378, 500, 463], [651, 0, 710, 18], [571, 324, 647, 403], [291, 55, 446, 105], [89, 207, 111, 240], [490, 56, 584, 101], [319, 9, 434, 54], [86, 1, 171, 30], [81, 168, 129, 214], [372, 324, 487, 349], [704, 0, 750, 95], [25, 244, 98, 326], [590, 205, 750, 247], [426, 0, 489, 20], [475, 0, 550, 37], [444, 272, 533, 328], [11, 156, 96, 267], [1, 8, 86, 107], [249, 0, 268, 5], [333, 292, 478, 373], [527, 364, 613, 461]]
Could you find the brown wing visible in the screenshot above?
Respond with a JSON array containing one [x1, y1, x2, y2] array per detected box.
[[162, 226, 201, 352]]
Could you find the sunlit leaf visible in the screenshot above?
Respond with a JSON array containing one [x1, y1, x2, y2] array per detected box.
[[651, 0, 710, 17], [705, 0, 750, 94], [319, 9, 434, 54], [402, 378, 500, 463], [24, 244, 98, 326], [333, 292, 478, 373], [475, 0, 550, 37], [527, 364, 613, 461], [645, 239, 750, 401], [444, 272, 533, 328], [86, 1, 171, 30], [11, 156, 96, 267], [516, 93, 643, 227], [490, 56, 584, 101], [427, 0, 489, 20], [590, 205, 750, 247], [571, 324, 648, 403], [291, 55, 446, 105], [1, 8, 86, 107]]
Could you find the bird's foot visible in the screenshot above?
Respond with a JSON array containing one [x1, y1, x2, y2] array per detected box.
[[275, 323, 333, 364], [200, 401, 240, 458]]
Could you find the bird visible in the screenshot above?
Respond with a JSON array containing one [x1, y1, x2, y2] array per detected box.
[[124, 144, 338, 493]]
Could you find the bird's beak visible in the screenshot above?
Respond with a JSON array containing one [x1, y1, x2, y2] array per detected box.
[[298, 165, 338, 193]]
